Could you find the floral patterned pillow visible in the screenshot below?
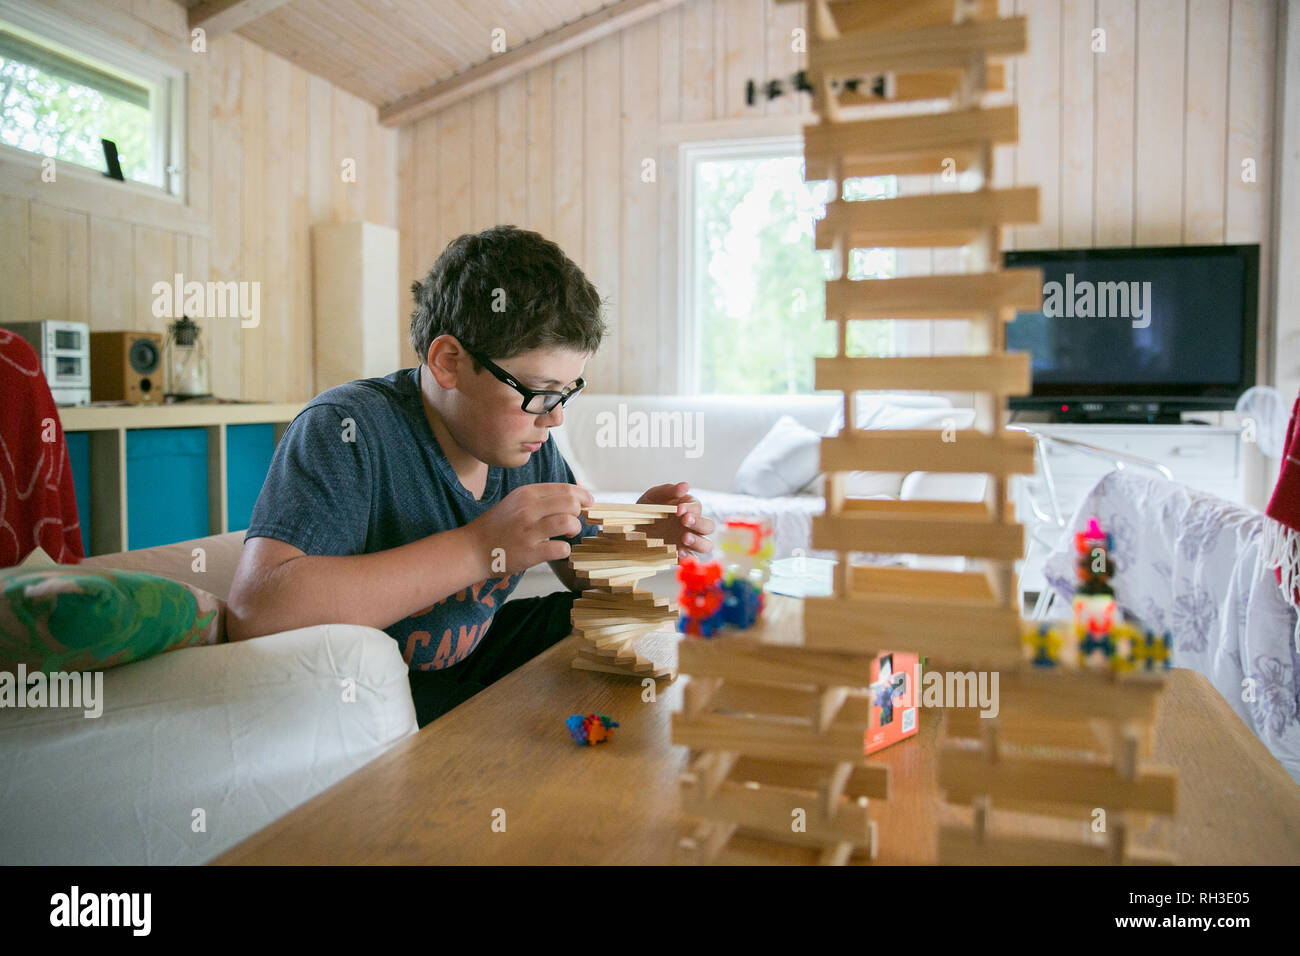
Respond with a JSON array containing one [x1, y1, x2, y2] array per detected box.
[[0, 563, 225, 673]]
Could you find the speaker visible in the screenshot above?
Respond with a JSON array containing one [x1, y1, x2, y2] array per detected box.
[[89, 331, 163, 403]]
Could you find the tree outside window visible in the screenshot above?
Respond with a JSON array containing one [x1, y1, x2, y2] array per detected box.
[[692, 150, 898, 395]]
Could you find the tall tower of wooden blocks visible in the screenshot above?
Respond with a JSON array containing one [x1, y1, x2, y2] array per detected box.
[[673, 0, 1177, 865], [568, 504, 680, 680]]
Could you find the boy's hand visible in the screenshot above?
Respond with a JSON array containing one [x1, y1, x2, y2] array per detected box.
[[638, 481, 714, 557], [467, 482, 594, 576]]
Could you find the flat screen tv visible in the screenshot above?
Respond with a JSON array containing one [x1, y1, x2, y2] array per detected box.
[[1003, 243, 1259, 423]]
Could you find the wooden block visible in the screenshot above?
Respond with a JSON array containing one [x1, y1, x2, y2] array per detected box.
[[571, 540, 648, 553], [677, 636, 876, 688], [572, 542, 675, 557], [814, 187, 1039, 250], [815, 686, 851, 733], [575, 628, 678, 677], [573, 657, 675, 680], [803, 105, 1019, 170], [684, 750, 740, 799], [573, 605, 676, 622], [889, 62, 1006, 100], [672, 712, 867, 765], [823, 269, 1042, 320], [730, 755, 889, 801], [939, 824, 1123, 866], [945, 711, 1116, 754], [683, 675, 723, 720], [849, 564, 995, 602], [820, 761, 854, 818], [712, 682, 874, 727], [809, 16, 1027, 77], [938, 744, 1178, 814], [808, 148, 979, 180], [578, 563, 674, 579], [681, 776, 872, 846], [943, 669, 1164, 725], [571, 557, 678, 570], [818, 428, 1036, 476], [581, 643, 636, 664], [579, 590, 668, 606], [801, 594, 1022, 667], [587, 517, 649, 526], [841, 497, 991, 518], [819, 0, 998, 36], [815, 353, 1031, 395], [574, 598, 676, 614], [584, 503, 678, 516], [811, 511, 1024, 560], [577, 622, 662, 648], [593, 530, 648, 541], [572, 611, 674, 628]]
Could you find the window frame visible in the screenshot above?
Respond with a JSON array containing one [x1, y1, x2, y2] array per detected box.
[[0, 0, 186, 200], [679, 136, 902, 396], [678, 135, 809, 396]]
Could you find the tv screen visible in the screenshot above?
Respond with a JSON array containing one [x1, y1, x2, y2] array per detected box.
[[1003, 244, 1258, 415]]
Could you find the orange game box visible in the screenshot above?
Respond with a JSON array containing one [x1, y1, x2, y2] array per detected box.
[[864, 651, 921, 755]]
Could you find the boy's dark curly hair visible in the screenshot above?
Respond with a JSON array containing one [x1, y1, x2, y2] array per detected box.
[[409, 225, 606, 365]]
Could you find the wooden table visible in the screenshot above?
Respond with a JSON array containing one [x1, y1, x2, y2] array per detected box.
[[214, 604, 1300, 865]]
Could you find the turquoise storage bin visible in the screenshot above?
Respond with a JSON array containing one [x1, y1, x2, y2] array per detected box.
[[226, 423, 276, 531], [126, 428, 209, 550]]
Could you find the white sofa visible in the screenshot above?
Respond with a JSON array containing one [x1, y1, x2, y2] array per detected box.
[[0, 531, 417, 865]]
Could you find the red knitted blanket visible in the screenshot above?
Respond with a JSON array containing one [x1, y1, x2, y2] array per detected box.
[[1265, 391, 1300, 609], [0, 328, 84, 567]]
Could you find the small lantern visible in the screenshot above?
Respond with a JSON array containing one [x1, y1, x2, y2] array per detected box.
[[164, 315, 210, 399]]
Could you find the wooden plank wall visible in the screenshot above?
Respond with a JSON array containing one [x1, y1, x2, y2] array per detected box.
[[0, 0, 399, 403], [398, 0, 1283, 395]]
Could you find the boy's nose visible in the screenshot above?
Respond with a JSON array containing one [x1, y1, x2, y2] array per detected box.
[[539, 405, 563, 427]]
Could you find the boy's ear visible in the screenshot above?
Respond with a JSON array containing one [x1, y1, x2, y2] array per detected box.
[[426, 335, 465, 389]]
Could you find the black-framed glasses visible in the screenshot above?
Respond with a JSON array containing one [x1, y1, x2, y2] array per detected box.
[[463, 345, 585, 414]]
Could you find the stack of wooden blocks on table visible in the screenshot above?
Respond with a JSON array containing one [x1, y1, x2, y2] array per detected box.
[[672, 0, 1177, 865], [567, 503, 680, 680]]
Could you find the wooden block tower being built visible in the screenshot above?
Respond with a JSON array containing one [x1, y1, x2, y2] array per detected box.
[[672, 0, 1177, 865], [567, 503, 680, 680]]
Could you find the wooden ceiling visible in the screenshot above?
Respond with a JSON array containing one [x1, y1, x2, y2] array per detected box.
[[185, 0, 687, 126]]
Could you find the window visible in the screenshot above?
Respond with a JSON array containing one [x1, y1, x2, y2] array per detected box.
[[0, 2, 183, 195], [680, 137, 899, 395]]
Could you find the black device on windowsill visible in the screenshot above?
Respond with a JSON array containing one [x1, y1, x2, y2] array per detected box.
[[1003, 243, 1259, 425], [101, 138, 124, 181]]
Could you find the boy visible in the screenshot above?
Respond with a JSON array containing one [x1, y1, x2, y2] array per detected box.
[[227, 226, 713, 727]]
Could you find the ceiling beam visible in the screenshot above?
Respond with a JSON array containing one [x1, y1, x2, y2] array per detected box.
[[188, 0, 293, 38], [379, 0, 690, 127]]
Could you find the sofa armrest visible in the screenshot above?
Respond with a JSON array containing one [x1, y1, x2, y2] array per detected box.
[[0, 625, 416, 865]]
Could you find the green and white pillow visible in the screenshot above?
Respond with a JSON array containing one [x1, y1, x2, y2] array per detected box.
[[0, 549, 225, 673]]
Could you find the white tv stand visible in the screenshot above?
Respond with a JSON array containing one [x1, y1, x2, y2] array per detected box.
[[1009, 421, 1244, 600]]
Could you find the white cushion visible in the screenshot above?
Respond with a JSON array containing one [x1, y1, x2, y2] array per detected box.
[[734, 415, 822, 497], [801, 470, 907, 499], [0, 624, 416, 865]]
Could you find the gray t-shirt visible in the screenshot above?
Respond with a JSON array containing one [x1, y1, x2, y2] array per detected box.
[[244, 365, 594, 671]]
